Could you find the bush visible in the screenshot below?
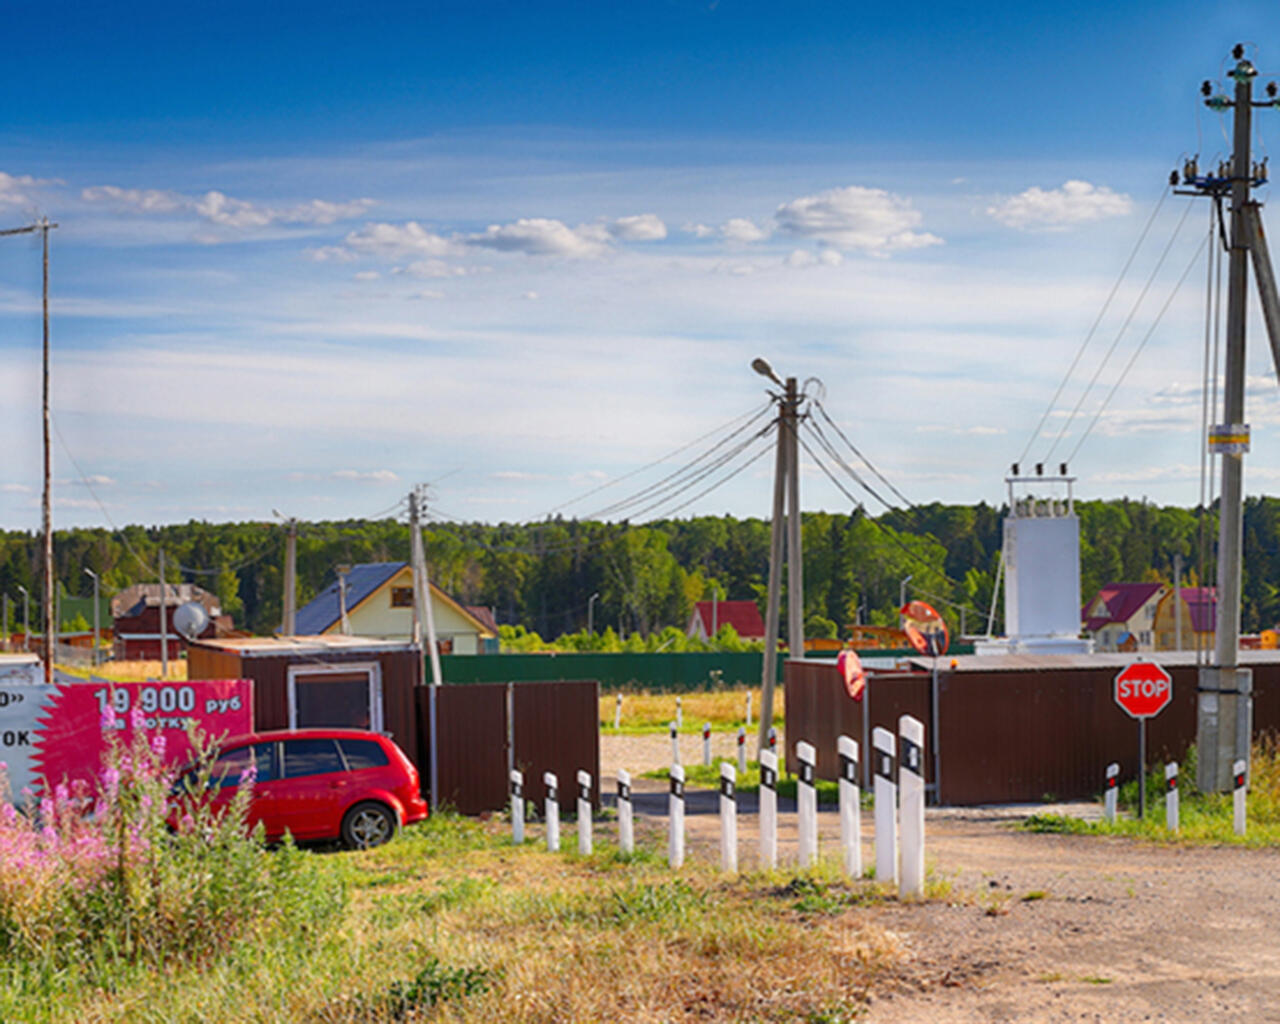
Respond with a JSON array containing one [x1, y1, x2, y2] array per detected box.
[[0, 709, 342, 978]]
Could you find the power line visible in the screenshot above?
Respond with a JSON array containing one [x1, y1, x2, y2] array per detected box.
[[811, 399, 915, 509]]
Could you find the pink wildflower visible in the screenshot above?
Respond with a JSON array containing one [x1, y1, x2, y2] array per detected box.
[[239, 760, 258, 787], [100, 704, 118, 732], [129, 706, 145, 732], [150, 733, 167, 758]]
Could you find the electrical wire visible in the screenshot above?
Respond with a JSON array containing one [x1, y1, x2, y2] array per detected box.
[[1065, 231, 1211, 465], [1014, 185, 1171, 467], [1044, 199, 1196, 463], [811, 399, 916, 509], [803, 418, 900, 515]]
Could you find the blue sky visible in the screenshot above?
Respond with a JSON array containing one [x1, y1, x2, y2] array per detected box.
[[4, 1, 1280, 529]]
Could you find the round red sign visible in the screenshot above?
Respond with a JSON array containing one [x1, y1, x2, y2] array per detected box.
[[1114, 662, 1173, 719]]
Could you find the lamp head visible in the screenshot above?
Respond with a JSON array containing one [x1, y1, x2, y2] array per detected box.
[[751, 357, 783, 386]]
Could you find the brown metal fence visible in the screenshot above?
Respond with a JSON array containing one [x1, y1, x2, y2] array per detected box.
[[784, 657, 1280, 805], [416, 680, 599, 815]]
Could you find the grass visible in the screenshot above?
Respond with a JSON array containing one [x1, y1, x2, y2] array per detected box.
[[35, 811, 916, 1022], [56, 658, 189, 682], [643, 758, 866, 807], [1022, 736, 1280, 847], [600, 687, 784, 734]]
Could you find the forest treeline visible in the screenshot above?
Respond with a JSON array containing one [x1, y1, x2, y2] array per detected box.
[[3, 496, 1279, 640]]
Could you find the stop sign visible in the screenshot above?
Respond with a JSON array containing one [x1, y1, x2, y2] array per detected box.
[[1114, 662, 1173, 719]]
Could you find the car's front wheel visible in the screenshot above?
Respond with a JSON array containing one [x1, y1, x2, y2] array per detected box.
[[341, 801, 397, 849]]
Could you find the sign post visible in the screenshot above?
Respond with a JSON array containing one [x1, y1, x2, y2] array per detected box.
[[1114, 661, 1174, 820]]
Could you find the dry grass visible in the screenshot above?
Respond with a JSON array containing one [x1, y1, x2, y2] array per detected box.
[[61, 814, 906, 1023], [61, 659, 189, 682], [602, 688, 785, 733]]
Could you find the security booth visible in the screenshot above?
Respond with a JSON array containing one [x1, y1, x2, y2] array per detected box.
[[187, 636, 423, 774]]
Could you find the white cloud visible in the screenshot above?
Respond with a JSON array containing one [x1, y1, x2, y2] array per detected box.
[[775, 185, 942, 253], [0, 172, 58, 207], [71, 474, 116, 486], [83, 184, 374, 230], [607, 213, 667, 241], [468, 218, 607, 258], [344, 221, 456, 258], [987, 180, 1132, 230], [408, 289, 445, 300], [683, 223, 716, 238], [785, 248, 843, 268], [304, 245, 359, 263], [0, 483, 31, 493], [353, 270, 380, 281], [722, 218, 769, 244], [330, 469, 399, 483], [522, 291, 540, 300], [398, 259, 471, 279], [492, 470, 546, 480]]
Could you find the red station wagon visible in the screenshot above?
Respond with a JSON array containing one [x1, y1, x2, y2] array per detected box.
[[176, 728, 429, 849]]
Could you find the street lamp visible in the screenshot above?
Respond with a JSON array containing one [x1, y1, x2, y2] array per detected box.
[[84, 568, 100, 668], [16, 585, 28, 652], [587, 592, 600, 636], [751, 356, 784, 387], [900, 575, 913, 609]]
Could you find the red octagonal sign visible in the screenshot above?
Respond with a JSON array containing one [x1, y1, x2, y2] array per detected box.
[[1114, 661, 1173, 719]]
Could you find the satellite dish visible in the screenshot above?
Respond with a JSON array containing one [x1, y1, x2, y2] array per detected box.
[[173, 601, 210, 642]]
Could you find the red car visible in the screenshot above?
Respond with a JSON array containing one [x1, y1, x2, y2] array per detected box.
[[176, 728, 429, 849]]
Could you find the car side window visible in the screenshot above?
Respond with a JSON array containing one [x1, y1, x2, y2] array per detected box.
[[253, 742, 278, 783], [283, 738, 345, 778], [338, 738, 390, 771], [210, 745, 254, 789]]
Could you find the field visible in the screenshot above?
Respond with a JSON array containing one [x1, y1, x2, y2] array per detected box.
[[600, 687, 783, 733]]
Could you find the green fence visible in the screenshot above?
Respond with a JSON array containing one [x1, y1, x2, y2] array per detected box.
[[436, 644, 975, 692]]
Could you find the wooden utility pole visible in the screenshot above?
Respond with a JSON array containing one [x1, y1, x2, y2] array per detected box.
[[1, 219, 58, 682]]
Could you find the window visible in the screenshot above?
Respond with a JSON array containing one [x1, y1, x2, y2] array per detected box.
[[283, 738, 345, 778], [209, 742, 276, 788], [338, 738, 390, 770], [391, 586, 414, 607]]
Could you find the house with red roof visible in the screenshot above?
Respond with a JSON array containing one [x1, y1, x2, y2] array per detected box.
[[1081, 582, 1168, 652], [686, 599, 765, 642], [1153, 586, 1216, 651]]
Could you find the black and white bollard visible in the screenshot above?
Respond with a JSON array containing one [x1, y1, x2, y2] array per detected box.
[[873, 726, 897, 885], [719, 762, 737, 873], [796, 740, 818, 868], [617, 769, 634, 855], [670, 720, 680, 765], [544, 771, 560, 852], [759, 748, 778, 869], [614, 693, 623, 730], [669, 764, 686, 868], [703, 722, 712, 766], [737, 725, 747, 775], [898, 715, 925, 899], [1104, 762, 1119, 824], [510, 769, 525, 844], [838, 735, 862, 879], [1165, 761, 1179, 833], [577, 770, 593, 855], [676, 695, 683, 730], [1234, 759, 1248, 836]]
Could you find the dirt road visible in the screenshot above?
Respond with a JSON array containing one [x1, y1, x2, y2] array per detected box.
[[607, 733, 1280, 1022]]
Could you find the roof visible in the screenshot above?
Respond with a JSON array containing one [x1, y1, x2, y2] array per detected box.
[[1082, 582, 1165, 632], [465, 605, 500, 635], [111, 582, 220, 619], [691, 600, 765, 639], [191, 635, 422, 657], [1173, 586, 1217, 633], [293, 562, 495, 637], [908, 649, 1280, 673]]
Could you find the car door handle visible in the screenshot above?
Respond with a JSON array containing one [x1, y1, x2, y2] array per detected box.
[[329, 780, 347, 789]]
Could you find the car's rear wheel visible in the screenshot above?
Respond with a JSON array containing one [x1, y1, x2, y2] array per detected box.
[[341, 801, 397, 849]]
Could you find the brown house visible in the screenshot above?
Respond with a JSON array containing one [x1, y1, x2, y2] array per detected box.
[[111, 583, 231, 660]]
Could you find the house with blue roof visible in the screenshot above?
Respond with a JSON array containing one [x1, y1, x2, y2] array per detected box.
[[295, 562, 497, 654]]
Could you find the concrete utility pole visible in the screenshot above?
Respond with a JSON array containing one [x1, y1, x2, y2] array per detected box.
[[84, 568, 100, 668], [159, 549, 169, 678], [281, 517, 298, 635], [752, 358, 806, 755], [409, 486, 443, 687], [17, 585, 28, 652], [1173, 553, 1183, 652], [1175, 45, 1280, 790]]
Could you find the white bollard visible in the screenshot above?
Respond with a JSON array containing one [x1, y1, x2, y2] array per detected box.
[[1165, 761, 1179, 833], [746, 690, 753, 731], [668, 764, 686, 868], [617, 769, 634, 855], [1104, 762, 1119, 824], [670, 721, 680, 765], [719, 762, 737, 873], [510, 769, 525, 844], [737, 725, 747, 775], [577, 770, 593, 855], [676, 695, 683, 730], [796, 740, 818, 869], [702, 722, 712, 766], [1234, 759, 1248, 836], [759, 749, 778, 870], [544, 771, 560, 852], [898, 715, 925, 899], [872, 726, 897, 885], [838, 735, 862, 879], [614, 693, 623, 730]]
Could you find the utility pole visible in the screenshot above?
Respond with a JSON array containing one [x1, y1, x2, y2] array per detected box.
[[17, 585, 28, 652], [1175, 44, 1280, 790], [337, 565, 351, 636], [1, 219, 57, 682], [85, 568, 100, 668], [408, 484, 444, 812], [752, 358, 806, 755], [2, 593, 8, 652], [159, 549, 168, 678], [280, 516, 298, 635], [1174, 553, 1183, 652]]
